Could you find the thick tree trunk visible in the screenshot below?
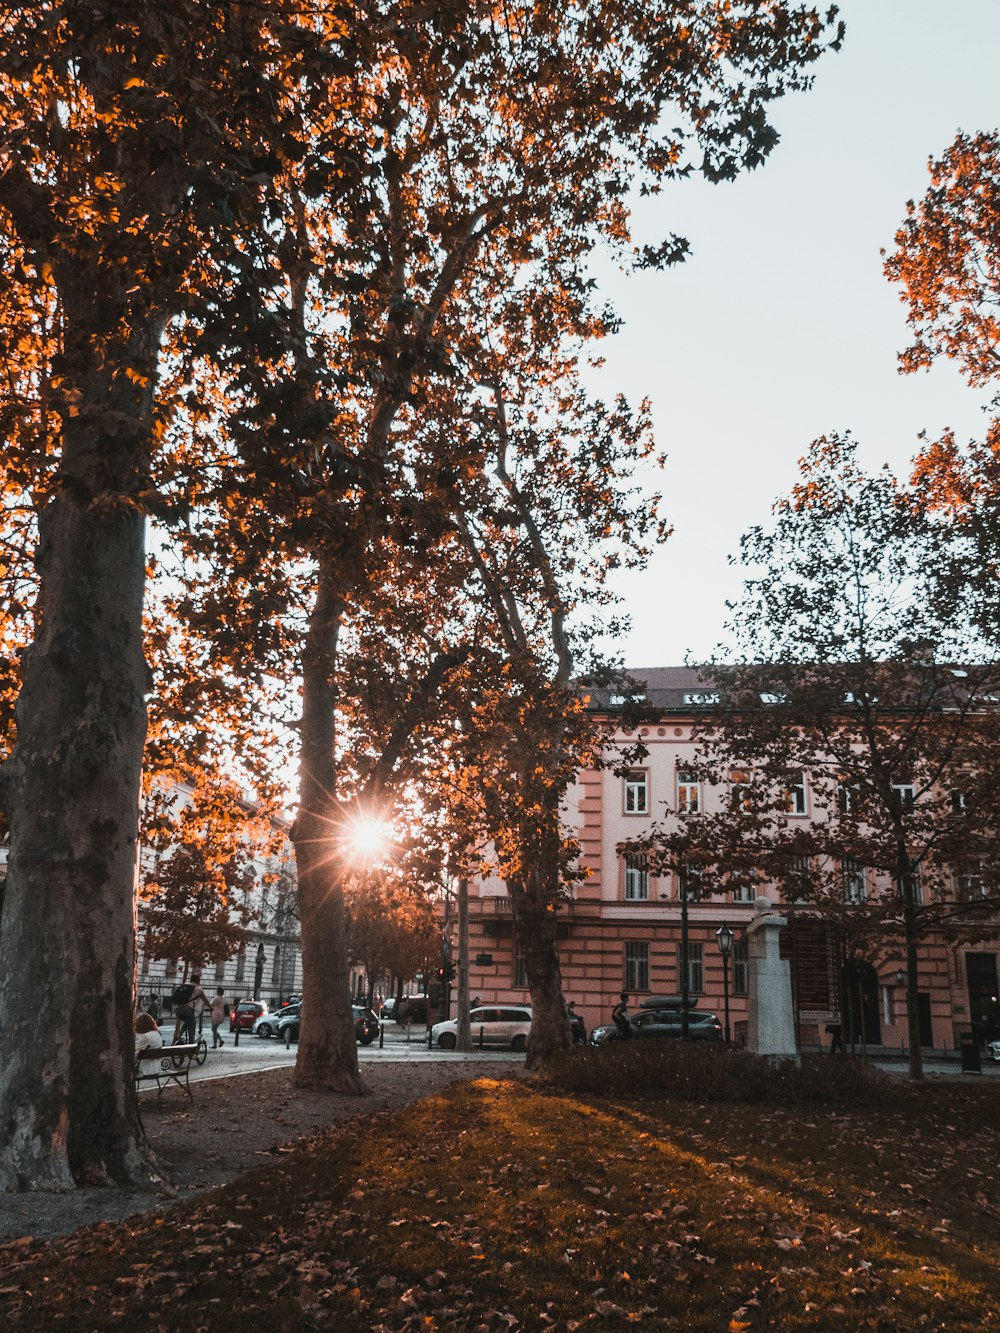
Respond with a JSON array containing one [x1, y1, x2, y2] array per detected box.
[[508, 841, 572, 1070], [291, 576, 368, 1095], [0, 392, 153, 1187]]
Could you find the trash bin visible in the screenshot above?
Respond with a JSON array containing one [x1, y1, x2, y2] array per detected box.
[[959, 1031, 982, 1074]]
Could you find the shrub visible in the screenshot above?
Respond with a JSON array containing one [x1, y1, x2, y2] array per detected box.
[[540, 1042, 891, 1106]]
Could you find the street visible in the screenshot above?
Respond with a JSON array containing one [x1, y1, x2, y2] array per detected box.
[[180, 1022, 524, 1086]]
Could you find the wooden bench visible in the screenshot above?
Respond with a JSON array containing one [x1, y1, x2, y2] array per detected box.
[[134, 1042, 199, 1102]]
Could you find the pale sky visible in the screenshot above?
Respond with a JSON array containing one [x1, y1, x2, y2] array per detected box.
[[593, 0, 999, 668]]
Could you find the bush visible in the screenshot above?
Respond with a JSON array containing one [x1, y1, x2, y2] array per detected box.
[[540, 1042, 891, 1106]]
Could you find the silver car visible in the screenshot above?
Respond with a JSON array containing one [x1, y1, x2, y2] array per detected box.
[[431, 1005, 532, 1051]]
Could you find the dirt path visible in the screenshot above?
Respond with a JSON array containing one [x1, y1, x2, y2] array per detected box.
[[0, 1059, 524, 1245]]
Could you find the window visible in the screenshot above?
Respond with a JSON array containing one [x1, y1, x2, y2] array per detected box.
[[513, 951, 528, 988], [838, 780, 861, 815], [683, 691, 720, 706], [899, 864, 923, 905], [214, 958, 226, 984], [140, 952, 150, 978], [957, 862, 986, 900], [624, 769, 649, 815], [624, 942, 649, 992], [271, 946, 282, 986], [842, 857, 866, 903], [730, 769, 752, 812], [731, 882, 756, 905], [680, 942, 703, 994], [677, 771, 701, 815], [891, 781, 915, 814], [951, 789, 969, 816], [623, 855, 649, 901], [235, 947, 247, 984], [732, 940, 749, 996], [785, 854, 812, 901], [784, 771, 808, 816], [679, 861, 704, 899], [164, 959, 177, 981]]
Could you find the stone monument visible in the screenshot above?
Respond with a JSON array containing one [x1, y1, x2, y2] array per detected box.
[[747, 895, 798, 1061]]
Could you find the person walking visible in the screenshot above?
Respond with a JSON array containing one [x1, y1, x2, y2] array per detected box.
[[171, 972, 210, 1044], [209, 988, 228, 1048], [611, 992, 632, 1040]]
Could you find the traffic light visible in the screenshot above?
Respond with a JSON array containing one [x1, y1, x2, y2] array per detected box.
[[436, 961, 456, 985]]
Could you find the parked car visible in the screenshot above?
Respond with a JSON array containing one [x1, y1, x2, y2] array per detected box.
[[379, 997, 397, 1023], [254, 1003, 300, 1039], [277, 1005, 379, 1046], [230, 1000, 267, 1033], [589, 1008, 724, 1045], [987, 1038, 1000, 1063], [431, 1005, 532, 1051]]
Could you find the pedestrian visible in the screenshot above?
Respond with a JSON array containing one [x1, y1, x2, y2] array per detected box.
[[567, 1000, 586, 1045], [171, 972, 210, 1044], [611, 991, 632, 1040], [209, 988, 228, 1048], [827, 1021, 844, 1054], [134, 1011, 164, 1055], [145, 994, 161, 1022]]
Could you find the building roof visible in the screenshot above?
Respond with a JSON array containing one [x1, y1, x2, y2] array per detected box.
[[586, 666, 714, 713]]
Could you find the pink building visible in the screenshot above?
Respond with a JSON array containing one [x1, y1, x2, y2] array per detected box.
[[463, 667, 1000, 1055]]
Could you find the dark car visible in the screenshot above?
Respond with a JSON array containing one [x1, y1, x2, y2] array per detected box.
[[589, 1008, 723, 1045], [230, 1000, 267, 1033], [394, 995, 428, 1025], [277, 1005, 378, 1046]]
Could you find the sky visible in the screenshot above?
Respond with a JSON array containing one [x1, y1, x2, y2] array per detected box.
[[592, 0, 1000, 669]]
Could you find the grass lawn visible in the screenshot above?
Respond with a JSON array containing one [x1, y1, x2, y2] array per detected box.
[[1, 1062, 998, 1331]]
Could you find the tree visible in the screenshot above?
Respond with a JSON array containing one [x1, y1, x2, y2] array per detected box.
[[628, 436, 1000, 1078], [169, 2, 844, 1088], [885, 132, 1000, 395], [0, 1, 362, 1190]]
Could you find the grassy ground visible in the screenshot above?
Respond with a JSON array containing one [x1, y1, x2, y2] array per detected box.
[[0, 1061, 998, 1331]]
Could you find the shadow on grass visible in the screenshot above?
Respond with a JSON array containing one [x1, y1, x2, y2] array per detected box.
[[0, 1070, 997, 1331]]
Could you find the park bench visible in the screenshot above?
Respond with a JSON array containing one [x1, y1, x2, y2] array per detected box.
[[134, 1042, 199, 1102]]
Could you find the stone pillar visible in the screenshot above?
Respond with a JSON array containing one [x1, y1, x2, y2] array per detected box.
[[747, 896, 798, 1060]]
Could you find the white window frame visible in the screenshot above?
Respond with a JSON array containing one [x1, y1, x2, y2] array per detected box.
[[842, 857, 867, 903], [623, 855, 649, 902], [784, 771, 808, 816], [730, 769, 752, 812], [891, 781, 915, 813], [838, 780, 859, 815], [624, 942, 649, 992], [677, 771, 701, 815], [957, 862, 986, 900], [624, 769, 649, 816]]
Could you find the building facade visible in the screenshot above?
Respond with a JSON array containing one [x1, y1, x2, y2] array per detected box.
[[460, 667, 1000, 1052]]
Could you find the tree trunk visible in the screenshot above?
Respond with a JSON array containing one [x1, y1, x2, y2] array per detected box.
[[903, 905, 924, 1081], [455, 876, 471, 1051], [508, 851, 572, 1070], [291, 576, 368, 1095], [0, 317, 155, 1186]]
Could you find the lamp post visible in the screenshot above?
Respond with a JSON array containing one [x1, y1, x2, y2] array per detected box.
[[715, 923, 734, 1044]]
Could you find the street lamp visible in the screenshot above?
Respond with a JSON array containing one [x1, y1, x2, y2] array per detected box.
[[715, 923, 734, 1044]]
